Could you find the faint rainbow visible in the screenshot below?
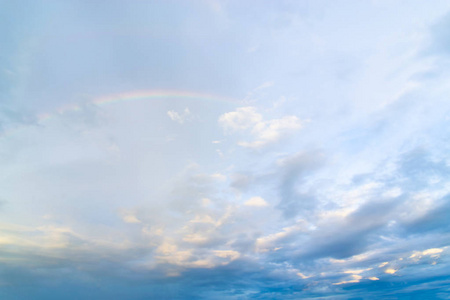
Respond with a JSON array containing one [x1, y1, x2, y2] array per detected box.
[[1, 90, 239, 139], [38, 89, 238, 123]]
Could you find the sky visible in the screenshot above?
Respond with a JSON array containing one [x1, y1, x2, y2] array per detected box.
[[1, 0, 450, 299]]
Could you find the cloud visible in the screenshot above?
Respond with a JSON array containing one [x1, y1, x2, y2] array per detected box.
[[244, 196, 268, 207], [410, 247, 445, 261], [2, 111, 450, 299], [333, 274, 363, 285], [122, 215, 141, 224], [275, 151, 324, 219], [219, 107, 262, 131], [230, 173, 253, 192], [218, 107, 302, 148], [3, 1, 450, 299], [167, 108, 191, 124], [256, 221, 308, 253]]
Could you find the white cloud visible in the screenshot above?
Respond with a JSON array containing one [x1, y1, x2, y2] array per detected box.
[[256, 221, 307, 252], [167, 108, 191, 124], [155, 240, 193, 266], [123, 215, 141, 224], [219, 107, 262, 131], [119, 209, 142, 224], [244, 196, 268, 207], [218, 107, 302, 148]]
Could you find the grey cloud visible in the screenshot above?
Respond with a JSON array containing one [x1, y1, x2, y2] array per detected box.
[[401, 195, 450, 234], [258, 147, 450, 266], [276, 151, 324, 219], [230, 173, 253, 192], [293, 227, 379, 261]]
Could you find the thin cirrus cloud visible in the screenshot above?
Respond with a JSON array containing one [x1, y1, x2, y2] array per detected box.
[[1, 1, 450, 299]]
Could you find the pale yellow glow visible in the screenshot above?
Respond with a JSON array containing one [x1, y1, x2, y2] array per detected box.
[[423, 248, 444, 255], [297, 272, 311, 279], [343, 268, 372, 275], [333, 275, 362, 285]]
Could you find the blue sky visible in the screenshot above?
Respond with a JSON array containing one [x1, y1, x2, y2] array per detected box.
[[1, 1, 450, 299]]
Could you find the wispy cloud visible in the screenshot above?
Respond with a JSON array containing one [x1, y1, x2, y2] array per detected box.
[[167, 108, 191, 124]]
